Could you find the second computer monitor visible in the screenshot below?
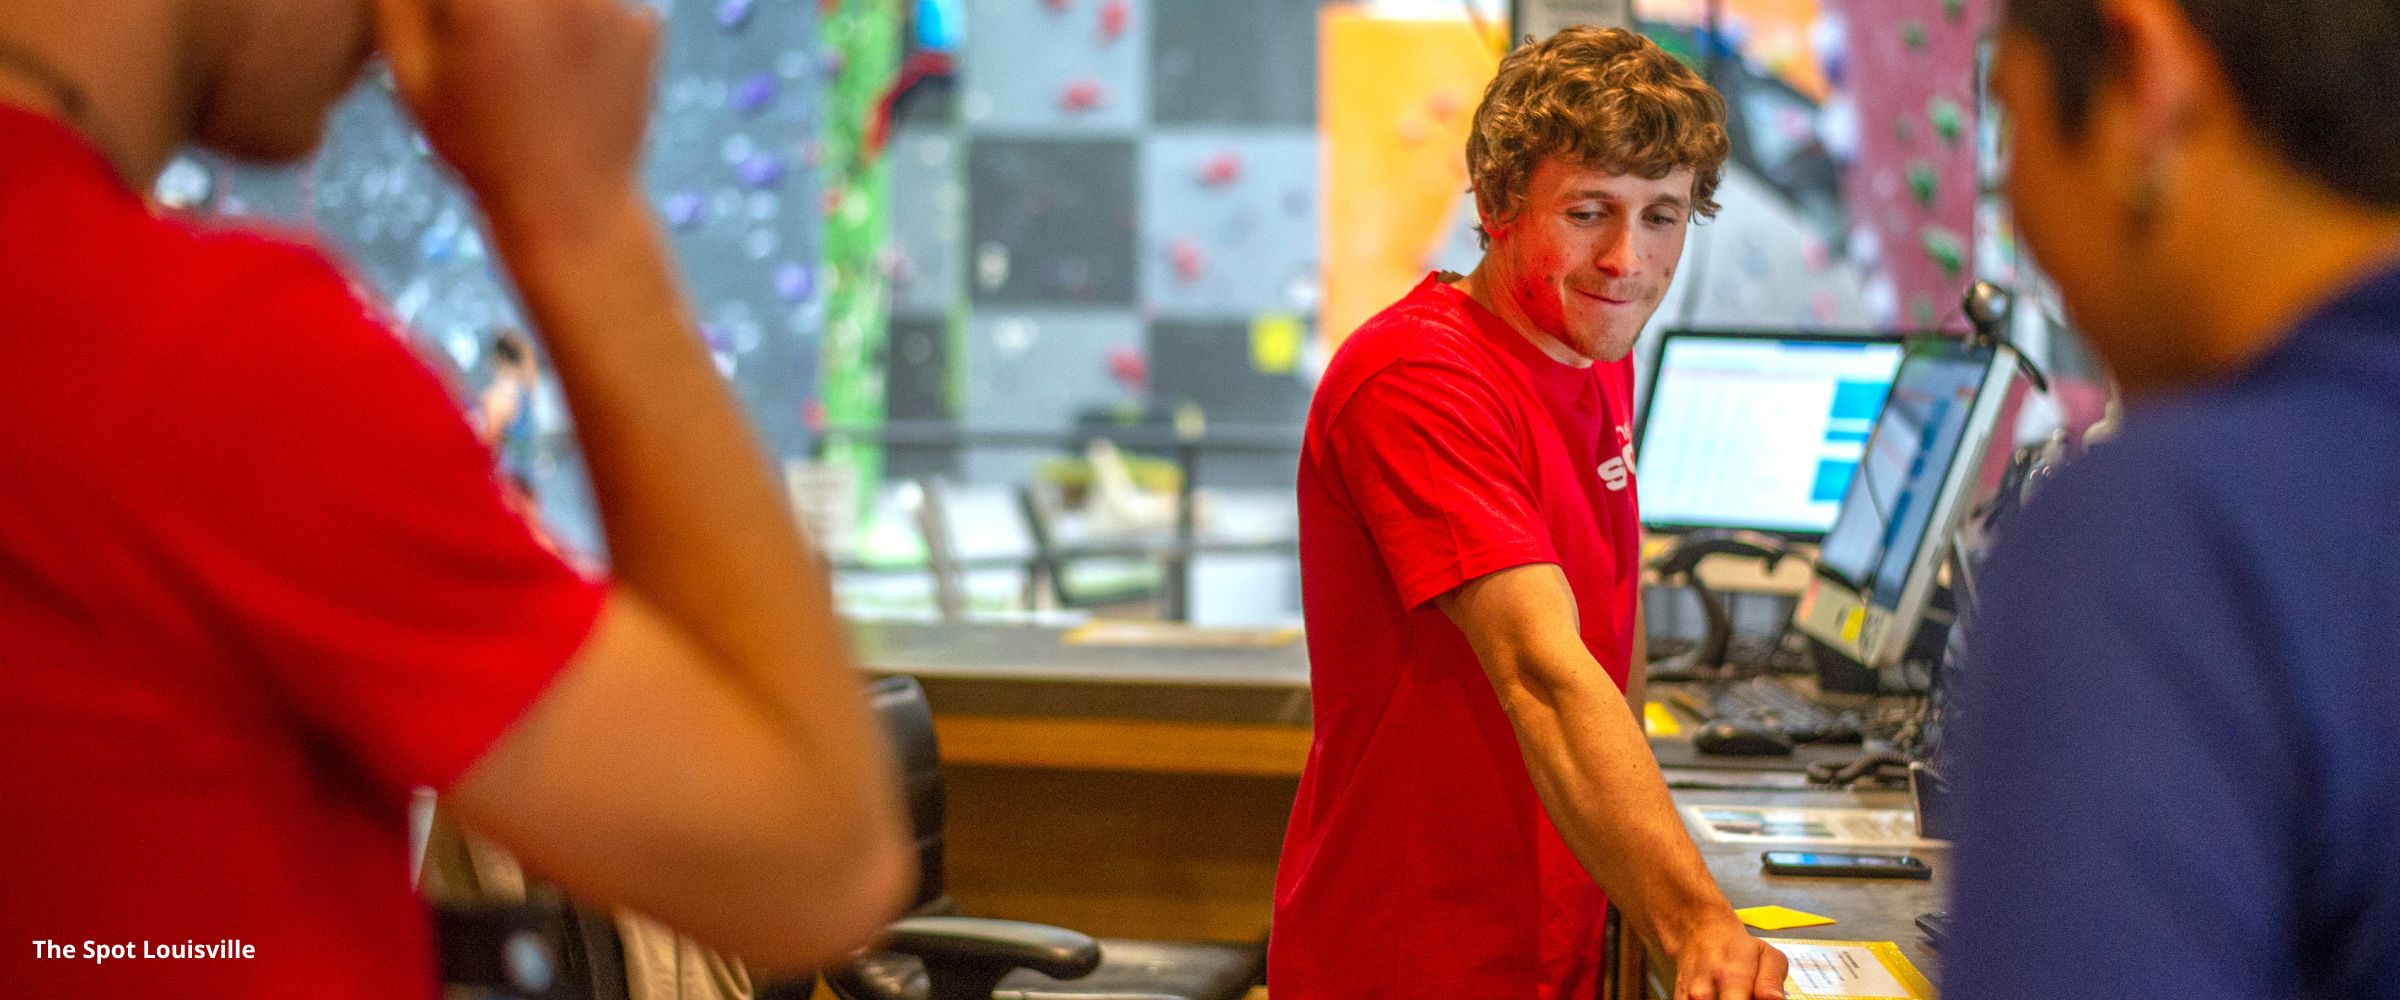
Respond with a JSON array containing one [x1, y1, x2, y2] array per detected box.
[[1636, 330, 1905, 539], [1795, 336, 2014, 673]]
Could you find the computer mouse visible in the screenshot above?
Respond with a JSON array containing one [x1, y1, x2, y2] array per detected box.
[[1693, 720, 1796, 757]]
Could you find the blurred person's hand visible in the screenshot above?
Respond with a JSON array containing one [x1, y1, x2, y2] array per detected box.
[[372, 0, 660, 235]]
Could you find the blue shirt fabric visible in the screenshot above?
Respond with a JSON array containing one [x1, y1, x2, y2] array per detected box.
[[1948, 261, 2400, 1000]]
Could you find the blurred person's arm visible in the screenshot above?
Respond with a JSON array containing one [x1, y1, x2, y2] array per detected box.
[[373, 0, 910, 971], [1440, 566, 1785, 1000], [472, 373, 521, 445]]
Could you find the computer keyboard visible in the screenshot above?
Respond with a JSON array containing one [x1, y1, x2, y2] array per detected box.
[[1701, 677, 1862, 744]]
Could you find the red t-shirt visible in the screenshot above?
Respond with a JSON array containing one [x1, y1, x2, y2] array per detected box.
[[1271, 274, 1643, 998], [0, 105, 607, 998]]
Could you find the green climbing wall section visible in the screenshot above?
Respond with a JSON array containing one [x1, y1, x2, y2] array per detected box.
[[818, 0, 901, 518]]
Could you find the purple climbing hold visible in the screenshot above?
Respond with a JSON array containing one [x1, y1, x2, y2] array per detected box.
[[718, 0, 754, 30], [737, 152, 788, 189], [664, 190, 707, 230], [733, 72, 778, 115], [700, 322, 733, 353], [774, 262, 816, 302]]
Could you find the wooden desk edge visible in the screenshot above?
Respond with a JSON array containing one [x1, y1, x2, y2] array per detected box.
[[933, 713, 1312, 777]]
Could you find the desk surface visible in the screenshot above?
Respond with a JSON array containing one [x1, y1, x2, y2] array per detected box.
[[1665, 787, 1945, 994], [852, 619, 1310, 689]]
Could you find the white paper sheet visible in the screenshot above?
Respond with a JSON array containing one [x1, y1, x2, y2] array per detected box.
[[1685, 805, 1939, 847]]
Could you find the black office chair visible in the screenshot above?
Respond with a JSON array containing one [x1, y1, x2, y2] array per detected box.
[[428, 795, 1099, 1000], [826, 676, 1265, 1000], [435, 898, 636, 1000]]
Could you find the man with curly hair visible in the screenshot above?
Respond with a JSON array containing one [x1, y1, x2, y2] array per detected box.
[[1273, 25, 1787, 1000]]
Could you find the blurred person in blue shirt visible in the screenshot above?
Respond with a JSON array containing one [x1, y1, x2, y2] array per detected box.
[[1952, 2, 2400, 999]]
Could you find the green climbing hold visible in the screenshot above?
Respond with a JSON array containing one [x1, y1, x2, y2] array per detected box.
[[1943, 0, 1966, 22], [1923, 226, 1966, 280], [1908, 163, 1938, 208], [1902, 21, 1928, 50], [1929, 97, 1965, 145]]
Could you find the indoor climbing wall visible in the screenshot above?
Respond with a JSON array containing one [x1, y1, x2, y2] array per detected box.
[[818, 0, 904, 513], [882, 0, 1331, 487], [176, 0, 837, 555], [1822, 0, 1989, 331]]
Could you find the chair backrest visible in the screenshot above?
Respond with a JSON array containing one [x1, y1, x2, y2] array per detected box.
[[869, 674, 950, 914]]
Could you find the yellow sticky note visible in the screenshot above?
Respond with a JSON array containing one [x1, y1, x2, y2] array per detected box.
[[1737, 905, 1838, 931], [1644, 701, 1681, 737], [1251, 313, 1304, 374], [1839, 606, 1866, 644]]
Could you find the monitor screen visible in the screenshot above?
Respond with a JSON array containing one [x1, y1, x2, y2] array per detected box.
[[1814, 339, 1996, 610], [1636, 332, 1904, 538], [1794, 336, 2010, 675]]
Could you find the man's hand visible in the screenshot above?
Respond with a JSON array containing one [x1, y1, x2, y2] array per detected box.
[[1671, 917, 1789, 1000], [371, 0, 660, 235]]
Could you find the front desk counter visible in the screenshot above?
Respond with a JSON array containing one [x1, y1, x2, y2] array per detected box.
[[856, 621, 1943, 997], [1642, 677, 1945, 997], [852, 620, 1311, 949], [1629, 787, 1945, 999]]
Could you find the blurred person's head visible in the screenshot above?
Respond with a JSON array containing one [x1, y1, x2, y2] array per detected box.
[[1995, 0, 2400, 395], [1465, 26, 1730, 363], [491, 329, 537, 378], [0, 0, 376, 184]]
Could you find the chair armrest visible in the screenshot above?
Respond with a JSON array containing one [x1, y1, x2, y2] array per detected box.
[[882, 915, 1101, 982]]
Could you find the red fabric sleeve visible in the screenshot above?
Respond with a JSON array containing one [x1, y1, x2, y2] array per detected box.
[[1323, 360, 1557, 611], [130, 242, 606, 801]]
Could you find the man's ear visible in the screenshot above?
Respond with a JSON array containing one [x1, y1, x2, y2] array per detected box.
[[1476, 195, 1510, 242], [2097, 0, 2209, 166]]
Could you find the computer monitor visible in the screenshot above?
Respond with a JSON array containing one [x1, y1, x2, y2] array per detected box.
[[1794, 336, 2013, 676], [1635, 330, 1905, 540]]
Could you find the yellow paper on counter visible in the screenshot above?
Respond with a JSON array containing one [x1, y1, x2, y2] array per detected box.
[[1644, 701, 1682, 737], [1737, 905, 1836, 931], [1763, 939, 1938, 1000]]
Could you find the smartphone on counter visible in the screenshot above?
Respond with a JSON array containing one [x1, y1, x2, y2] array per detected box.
[[1760, 850, 1933, 879]]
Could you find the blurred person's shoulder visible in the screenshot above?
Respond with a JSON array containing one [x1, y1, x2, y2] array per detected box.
[[1994, 291, 2400, 625]]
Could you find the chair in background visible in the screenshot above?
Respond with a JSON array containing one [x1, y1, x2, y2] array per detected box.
[[825, 676, 1265, 1000], [1015, 481, 1164, 614]]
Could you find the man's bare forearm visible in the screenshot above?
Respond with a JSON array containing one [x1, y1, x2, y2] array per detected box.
[[1498, 639, 1734, 955], [490, 192, 881, 772]]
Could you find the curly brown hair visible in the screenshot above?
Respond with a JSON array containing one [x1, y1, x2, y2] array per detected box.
[[1467, 26, 1731, 244]]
